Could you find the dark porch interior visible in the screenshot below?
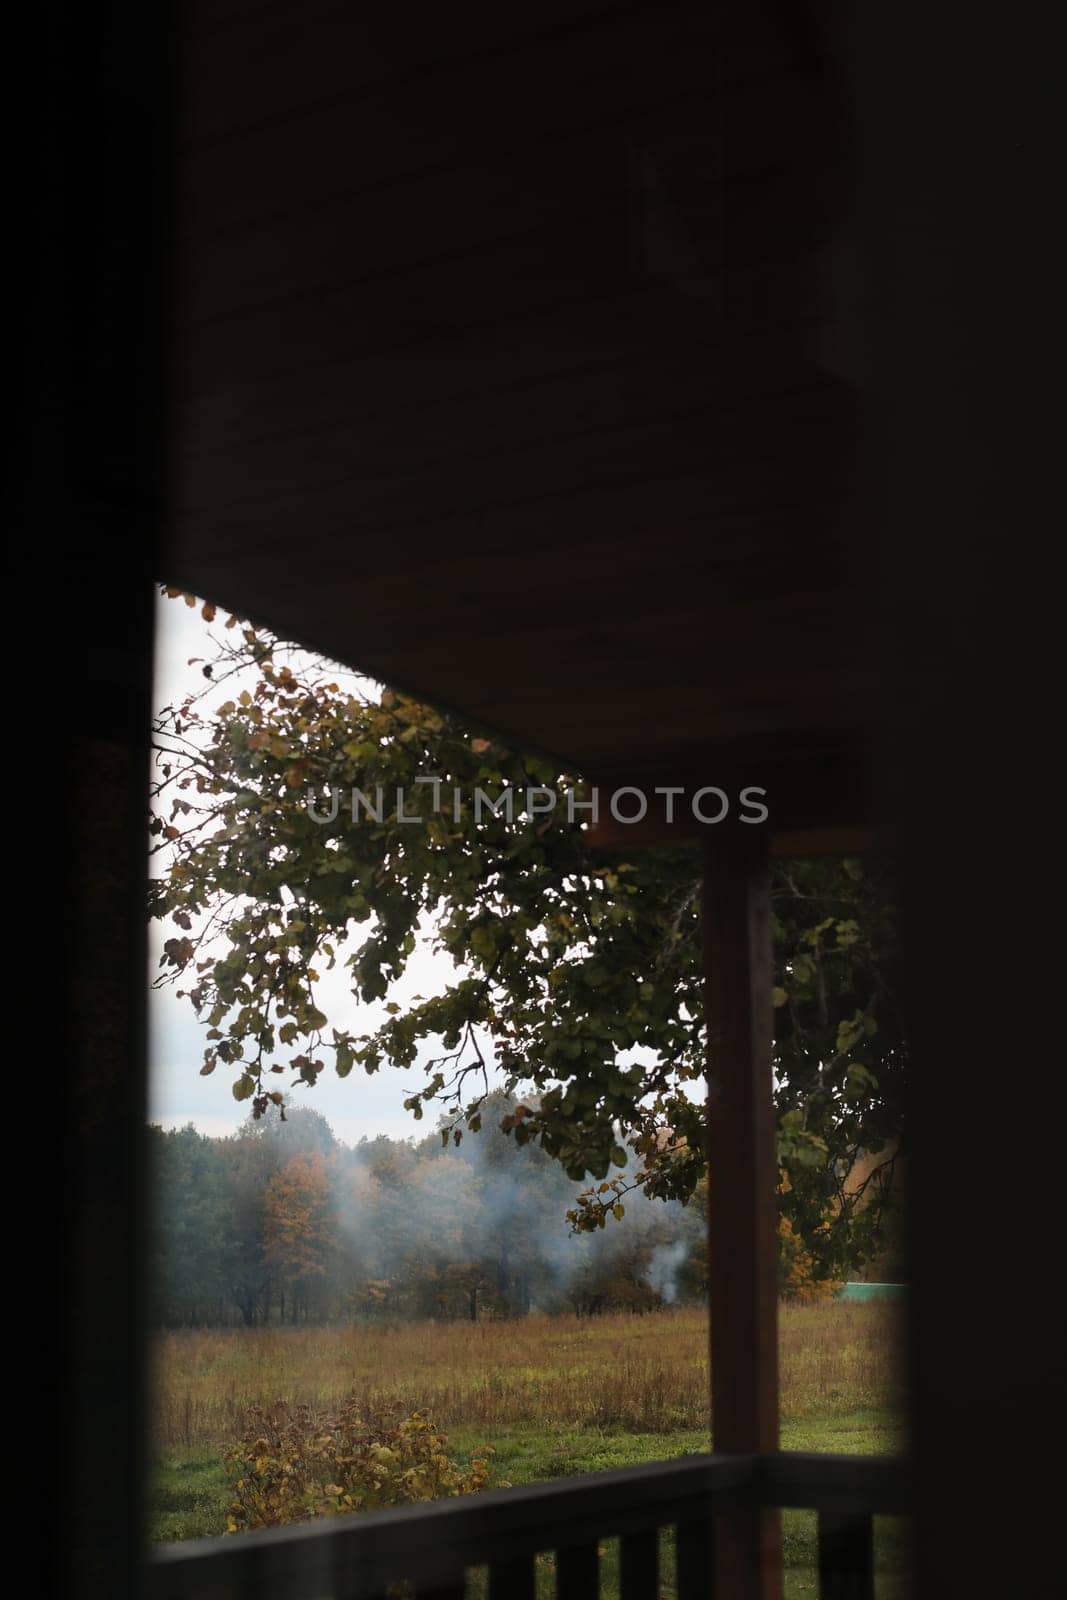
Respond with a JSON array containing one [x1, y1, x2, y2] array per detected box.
[[35, 3, 1057, 1598]]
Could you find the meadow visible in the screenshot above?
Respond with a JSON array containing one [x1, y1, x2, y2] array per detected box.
[[151, 1302, 909, 1596]]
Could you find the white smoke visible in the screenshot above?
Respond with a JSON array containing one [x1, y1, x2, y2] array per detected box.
[[644, 1240, 689, 1305]]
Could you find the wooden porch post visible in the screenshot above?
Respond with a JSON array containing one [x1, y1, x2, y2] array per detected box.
[[37, 8, 174, 1595], [703, 829, 782, 1600]]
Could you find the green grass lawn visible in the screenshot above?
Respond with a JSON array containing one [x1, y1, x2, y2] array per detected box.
[[151, 1411, 909, 1597]]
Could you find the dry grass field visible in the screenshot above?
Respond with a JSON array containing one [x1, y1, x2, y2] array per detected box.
[[151, 1303, 909, 1595], [153, 1302, 904, 1450]]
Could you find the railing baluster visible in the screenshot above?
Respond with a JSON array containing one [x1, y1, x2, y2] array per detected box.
[[489, 1554, 536, 1600], [817, 1512, 874, 1600], [619, 1528, 658, 1600], [556, 1541, 600, 1599], [147, 1451, 906, 1600], [675, 1513, 714, 1599], [418, 1579, 466, 1600]]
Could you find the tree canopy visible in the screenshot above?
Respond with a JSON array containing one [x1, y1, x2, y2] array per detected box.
[[151, 1098, 879, 1327], [150, 594, 905, 1281]]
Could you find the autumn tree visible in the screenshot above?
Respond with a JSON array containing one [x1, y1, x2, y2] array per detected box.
[[151, 597, 904, 1282], [150, 1102, 717, 1325], [264, 1151, 336, 1322]]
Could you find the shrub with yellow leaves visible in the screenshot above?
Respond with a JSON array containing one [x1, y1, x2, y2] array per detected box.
[[224, 1401, 495, 1532]]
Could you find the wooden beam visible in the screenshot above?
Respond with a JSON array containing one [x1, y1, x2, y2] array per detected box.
[[588, 814, 889, 858], [584, 746, 885, 855], [703, 829, 783, 1600], [769, 825, 890, 859]]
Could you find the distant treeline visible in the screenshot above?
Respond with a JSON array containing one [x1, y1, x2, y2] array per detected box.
[[149, 1095, 709, 1327]]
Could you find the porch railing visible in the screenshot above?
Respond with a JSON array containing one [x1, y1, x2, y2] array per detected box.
[[146, 1450, 908, 1600]]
